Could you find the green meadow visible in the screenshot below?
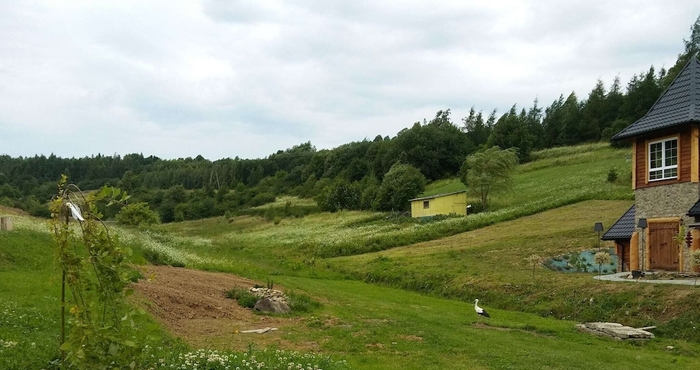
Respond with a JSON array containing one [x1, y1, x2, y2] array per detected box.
[[2, 143, 700, 369]]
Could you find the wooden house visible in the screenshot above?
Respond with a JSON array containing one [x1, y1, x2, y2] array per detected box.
[[409, 191, 468, 218], [607, 54, 700, 272]]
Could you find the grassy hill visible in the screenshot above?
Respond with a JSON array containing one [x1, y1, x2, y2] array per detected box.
[[149, 142, 633, 270], [3, 143, 700, 369]]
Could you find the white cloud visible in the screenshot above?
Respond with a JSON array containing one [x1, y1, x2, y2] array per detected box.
[[1, 0, 699, 160]]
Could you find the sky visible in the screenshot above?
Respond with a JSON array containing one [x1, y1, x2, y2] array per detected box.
[[1, 1, 700, 161]]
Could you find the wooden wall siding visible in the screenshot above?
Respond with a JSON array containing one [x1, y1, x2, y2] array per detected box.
[[692, 126, 699, 182], [634, 127, 692, 189], [634, 137, 646, 188]]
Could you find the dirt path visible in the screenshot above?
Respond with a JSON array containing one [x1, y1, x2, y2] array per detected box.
[[132, 265, 316, 351]]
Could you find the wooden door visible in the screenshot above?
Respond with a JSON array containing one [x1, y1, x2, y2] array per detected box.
[[649, 222, 679, 270], [616, 241, 630, 272]]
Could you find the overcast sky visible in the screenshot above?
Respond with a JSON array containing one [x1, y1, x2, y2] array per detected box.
[[1, 1, 699, 160]]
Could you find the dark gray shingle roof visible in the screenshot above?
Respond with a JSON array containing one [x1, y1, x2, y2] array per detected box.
[[601, 205, 636, 241], [688, 199, 700, 216], [612, 55, 700, 140]]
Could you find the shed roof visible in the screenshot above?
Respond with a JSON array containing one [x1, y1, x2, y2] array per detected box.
[[601, 205, 636, 241], [612, 55, 700, 140], [409, 190, 467, 202]]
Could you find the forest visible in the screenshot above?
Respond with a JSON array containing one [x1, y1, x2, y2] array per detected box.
[[2, 16, 699, 222]]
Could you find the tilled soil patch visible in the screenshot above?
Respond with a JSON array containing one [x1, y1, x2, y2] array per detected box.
[[132, 265, 316, 351]]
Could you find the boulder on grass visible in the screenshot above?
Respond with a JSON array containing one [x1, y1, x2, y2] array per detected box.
[[253, 297, 291, 314]]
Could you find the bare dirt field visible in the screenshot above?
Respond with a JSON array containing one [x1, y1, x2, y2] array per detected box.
[[132, 265, 318, 351]]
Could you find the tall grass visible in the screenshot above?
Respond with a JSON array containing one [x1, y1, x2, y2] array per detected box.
[[0, 228, 60, 369]]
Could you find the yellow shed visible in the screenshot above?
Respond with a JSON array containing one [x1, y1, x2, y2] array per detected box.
[[409, 191, 468, 218]]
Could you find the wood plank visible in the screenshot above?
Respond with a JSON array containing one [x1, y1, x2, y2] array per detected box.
[[649, 222, 679, 270], [632, 141, 637, 190], [693, 126, 699, 182], [681, 129, 691, 181]]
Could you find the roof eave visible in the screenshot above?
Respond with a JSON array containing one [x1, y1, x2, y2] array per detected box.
[[612, 120, 700, 141], [409, 190, 467, 202]]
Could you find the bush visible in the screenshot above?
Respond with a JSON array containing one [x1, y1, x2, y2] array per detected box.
[[226, 288, 258, 309], [607, 169, 618, 183], [28, 203, 51, 218], [250, 192, 276, 207], [374, 163, 426, 212], [237, 204, 319, 220], [116, 202, 160, 227], [467, 201, 485, 214]]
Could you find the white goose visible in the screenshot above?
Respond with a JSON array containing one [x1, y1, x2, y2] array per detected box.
[[474, 299, 490, 318]]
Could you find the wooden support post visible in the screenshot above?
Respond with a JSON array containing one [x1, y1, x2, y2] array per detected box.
[[630, 232, 639, 271], [0, 216, 13, 231]]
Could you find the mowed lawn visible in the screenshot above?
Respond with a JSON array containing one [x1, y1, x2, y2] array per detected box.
[[272, 276, 700, 370]]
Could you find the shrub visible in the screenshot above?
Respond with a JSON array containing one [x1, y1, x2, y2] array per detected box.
[[607, 169, 618, 183], [226, 288, 258, 309], [374, 163, 426, 212], [250, 192, 276, 207], [116, 202, 160, 227], [28, 203, 51, 218]]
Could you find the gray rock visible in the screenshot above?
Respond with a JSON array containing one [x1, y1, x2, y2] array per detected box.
[[580, 322, 654, 339], [253, 297, 291, 314]]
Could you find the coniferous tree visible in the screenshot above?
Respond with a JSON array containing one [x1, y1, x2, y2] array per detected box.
[[487, 105, 534, 162], [661, 14, 700, 90], [462, 107, 491, 148], [621, 67, 662, 124], [559, 92, 584, 145], [580, 80, 607, 142], [526, 99, 545, 150], [542, 95, 565, 147]]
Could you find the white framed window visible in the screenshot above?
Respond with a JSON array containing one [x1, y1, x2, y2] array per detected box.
[[648, 138, 678, 181]]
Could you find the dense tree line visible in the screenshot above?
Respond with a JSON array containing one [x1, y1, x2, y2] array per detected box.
[[2, 16, 699, 221]]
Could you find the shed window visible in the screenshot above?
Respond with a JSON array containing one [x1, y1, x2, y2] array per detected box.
[[649, 138, 677, 181], [423, 201, 430, 209]]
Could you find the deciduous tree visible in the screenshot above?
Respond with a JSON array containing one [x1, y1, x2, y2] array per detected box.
[[461, 147, 518, 212], [374, 163, 426, 212]]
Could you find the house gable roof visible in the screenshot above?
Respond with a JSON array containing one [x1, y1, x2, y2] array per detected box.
[[612, 55, 700, 140], [409, 190, 467, 202], [601, 204, 636, 241]]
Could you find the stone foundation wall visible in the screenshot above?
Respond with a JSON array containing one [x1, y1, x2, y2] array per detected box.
[[634, 182, 700, 271]]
